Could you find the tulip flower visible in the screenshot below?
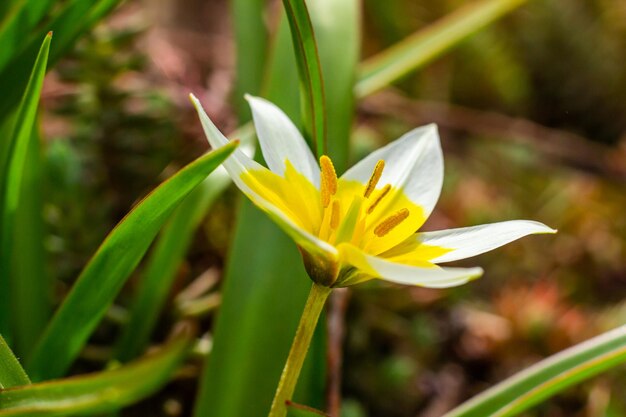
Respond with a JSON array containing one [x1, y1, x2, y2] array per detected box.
[[191, 94, 554, 289], [190, 94, 555, 417]]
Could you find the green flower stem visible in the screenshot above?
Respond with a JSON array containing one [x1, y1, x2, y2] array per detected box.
[[268, 283, 332, 417]]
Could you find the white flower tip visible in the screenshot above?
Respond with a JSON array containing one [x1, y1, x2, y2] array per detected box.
[[529, 221, 558, 234], [244, 94, 279, 114], [468, 267, 484, 280], [423, 123, 438, 133], [188, 93, 202, 109], [243, 93, 263, 104]]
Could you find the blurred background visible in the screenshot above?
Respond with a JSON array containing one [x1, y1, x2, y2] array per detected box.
[[37, 0, 626, 416]]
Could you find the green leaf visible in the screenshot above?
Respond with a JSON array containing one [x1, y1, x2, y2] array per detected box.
[[355, 0, 527, 97], [113, 171, 233, 362], [0, 0, 122, 125], [281, 0, 327, 158], [10, 127, 50, 358], [307, 0, 359, 173], [0, 334, 30, 389], [193, 201, 320, 417], [286, 401, 329, 417], [0, 326, 194, 416], [0, 33, 51, 343], [26, 141, 238, 381], [0, 0, 55, 74], [231, 0, 268, 121], [444, 325, 626, 417]]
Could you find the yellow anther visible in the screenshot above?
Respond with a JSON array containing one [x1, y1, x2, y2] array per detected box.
[[320, 155, 337, 208], [330, 200, 340, 230], [363, 160, 385, 198], [367, 184, 391, 214], [374, 208, 410, 237]]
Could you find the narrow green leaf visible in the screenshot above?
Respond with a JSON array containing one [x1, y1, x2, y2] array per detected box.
[[444, 325, 626, 417], [0, 33, 51, 342], [231, 0, 268, 121], [113, 125, 254, 362], [286, 401, 329, 417], [262, 14, 301, 115], [281, 0, 327, 157], [0, 334, 30, 389], [307, 0, 359, 172], [11, 127, 50, 358], [113, 172, 232, 362], [193, 201, 320, 417], [0, 0, 122, 125], [356, 0, 527, 97], [26, 142, 238, 381], [0, 326, 194, 416], [0, 0, 55, 73]]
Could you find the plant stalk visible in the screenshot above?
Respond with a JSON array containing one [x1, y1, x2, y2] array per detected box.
[[268, 282, 332, 417]]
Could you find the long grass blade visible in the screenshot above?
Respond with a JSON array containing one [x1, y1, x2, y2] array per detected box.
[[113, 172, 232, 362], [444, 325, 626, 417], [0, 334, 30, 389], [0, 0, 122, 125], [11, 127, 50, 358], [231, 0, 268, 121], [356, 0, 527, 97], [281, 0, 326, 157], [307, 0, 359, 172], [0, 325, 194, 416], [26, 142, 238, 381], [0, 0, 55, 73], [193, 200, 321, 417], [0, 33, 51, 343]]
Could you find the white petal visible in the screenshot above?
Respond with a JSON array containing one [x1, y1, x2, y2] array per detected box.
[[370, 260, 483, 288], [190, 93, 263, 179], [418, 220, 557, 263], [246, 95, 320, 187], [338, 244, 482, 288], [341, 124, 443, 220], [192, 94, 335, 263]]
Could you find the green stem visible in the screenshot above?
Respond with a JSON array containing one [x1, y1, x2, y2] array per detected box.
[[268, 283, 332, 417]]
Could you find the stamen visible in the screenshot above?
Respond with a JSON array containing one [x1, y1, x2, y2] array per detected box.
[[320, 155, 337, 208], [363, 160, 385, 198], [367, 184, 391, 214], [330, 200, 340, 230], [374, 208, 410, 237]]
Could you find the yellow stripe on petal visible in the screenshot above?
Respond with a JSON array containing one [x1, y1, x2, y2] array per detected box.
[[380, 240, 452, 267], [360, 186, 425, 255], [241, 160, 322, 234]]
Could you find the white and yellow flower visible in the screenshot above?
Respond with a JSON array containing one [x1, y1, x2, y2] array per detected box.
[[191, 94, 555, 288]]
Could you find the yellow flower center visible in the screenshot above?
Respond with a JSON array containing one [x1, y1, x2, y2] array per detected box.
[[240, 155, 427, 256], [317, 155, 413, 249]]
